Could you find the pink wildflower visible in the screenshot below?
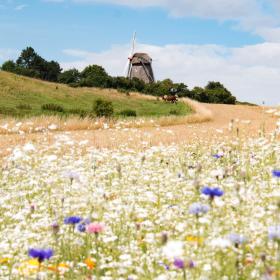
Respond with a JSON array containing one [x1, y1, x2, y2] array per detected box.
[[86, 223, 105, 234]]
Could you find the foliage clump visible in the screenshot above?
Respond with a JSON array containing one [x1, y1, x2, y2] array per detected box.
[[68, 108, 89, 118], [119, 109, 137, 117], [16, 104, 32, 110], [0, 106, 17, 115], [58, 69, 80, 85], [169, 109, 180, 116], [41, 103, 64, 113], [93, 99, 114, 118]]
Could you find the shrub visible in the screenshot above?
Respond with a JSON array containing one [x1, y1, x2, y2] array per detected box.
[[68, 108, 88, 118], [68, 83, 80, 88], [41, 103, 64, 113], [93, 99, 114, 118], [0, 106, 17, 115], [117, 88, 130, 94], [16, 104, 32, 110], [169, 109, 180, 116], [1, 60, 17, 72], [119, 109, 137, 117]]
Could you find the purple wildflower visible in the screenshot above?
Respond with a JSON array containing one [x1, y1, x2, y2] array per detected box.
[[83, 218, 91, 224], [28, 248, 53, 262], [158, 262, 170, 270], [268, 225, 280, 240], [213, 154, 223, 159], [201, 187, 224, 198], [174, 258, 185, 269], [189, 203, 209, 215], [64, 216, 82, 225], [64, 170, 80, 182], [228, 233, 247, 245], [188, 260, 195, 268]]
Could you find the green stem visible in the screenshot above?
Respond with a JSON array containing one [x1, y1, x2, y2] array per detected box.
[[183, 268, 187, 280]]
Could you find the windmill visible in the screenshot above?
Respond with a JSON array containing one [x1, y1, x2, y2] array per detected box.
[[124, 32, 155, 84]]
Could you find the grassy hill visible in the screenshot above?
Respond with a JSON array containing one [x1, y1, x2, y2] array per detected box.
[[0, 71, 192, 118]]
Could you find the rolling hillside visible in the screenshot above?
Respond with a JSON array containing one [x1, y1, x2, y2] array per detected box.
[[0, 71, 191, 118]]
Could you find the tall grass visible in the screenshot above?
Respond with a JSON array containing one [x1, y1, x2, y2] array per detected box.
[[0, 71, 191, 118], [0, 98, 210, 135]]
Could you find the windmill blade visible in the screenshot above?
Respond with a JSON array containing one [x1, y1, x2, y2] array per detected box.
[[124, 59, 130, 77], [124, 32, 136, 77], [131, 31, 136, 56]]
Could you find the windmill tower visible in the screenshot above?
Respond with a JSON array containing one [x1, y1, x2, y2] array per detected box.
[[125, 33, 155, 84]]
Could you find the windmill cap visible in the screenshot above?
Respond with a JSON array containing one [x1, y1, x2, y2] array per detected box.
[[131, 53, 152, 64]]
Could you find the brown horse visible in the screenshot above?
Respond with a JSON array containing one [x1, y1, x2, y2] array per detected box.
[[162, 95, 178, 103]]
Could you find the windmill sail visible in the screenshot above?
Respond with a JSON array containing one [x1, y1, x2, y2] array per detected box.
[[124, 32, 136, 77]]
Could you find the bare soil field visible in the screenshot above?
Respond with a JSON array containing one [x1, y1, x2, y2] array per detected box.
[[0, 102, 277, 159]]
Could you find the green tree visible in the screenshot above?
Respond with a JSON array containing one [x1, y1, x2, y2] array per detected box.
[[111, 77, 131, 90], [44, 61, 62, 82], [1, 60, 17, 72], [161, 79, 173, 90], [204, 81, 236, 104], [16, 47, 40, 69], [15, 47, 61, 81], [58, 69, 81, 84], [81, 65, 111, 88], [172, 83, 192, 98], [191, 87, 206, 102], [130, 78, 145, 92]]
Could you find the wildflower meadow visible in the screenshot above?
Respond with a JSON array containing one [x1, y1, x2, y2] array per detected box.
[[0, 115, 279, 279]]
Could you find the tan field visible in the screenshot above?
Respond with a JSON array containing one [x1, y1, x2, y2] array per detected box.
[[0, 100, 278, 159]]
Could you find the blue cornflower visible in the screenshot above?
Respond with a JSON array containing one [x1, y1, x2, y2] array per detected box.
[[272, 170, 280, 178], [158, 261, 170, 270], [77, 223, 86, 232], [28, 248, 53, 262], [201, 187, 224, 198], [174, 258, 185, 269], [228, 233, 247, 245], [268, 225, 280, 240], [64, 216, 82, 225], [189, 203, 210, 215], [213, 154, 223, 159]]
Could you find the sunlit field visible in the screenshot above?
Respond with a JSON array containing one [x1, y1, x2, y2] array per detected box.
[[0, 109, 279, 280]]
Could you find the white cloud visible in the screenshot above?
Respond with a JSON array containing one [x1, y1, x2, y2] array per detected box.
[[15, 4, 27, 10], [43, 0, 280, 41], [0, 49, 18, 61], [64, 0, 280, 42], [74, 0, 259, 19], [61, 42, 279, 105]]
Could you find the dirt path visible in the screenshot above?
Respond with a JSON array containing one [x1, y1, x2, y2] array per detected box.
[[0, 103, 278, 158]]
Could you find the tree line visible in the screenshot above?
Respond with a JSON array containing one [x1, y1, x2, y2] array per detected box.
[[1, 47, 236, 104]]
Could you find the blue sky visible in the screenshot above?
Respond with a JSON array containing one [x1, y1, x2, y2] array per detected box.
[[0, 0, 280, 105], [0, 1, 262, 58]]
